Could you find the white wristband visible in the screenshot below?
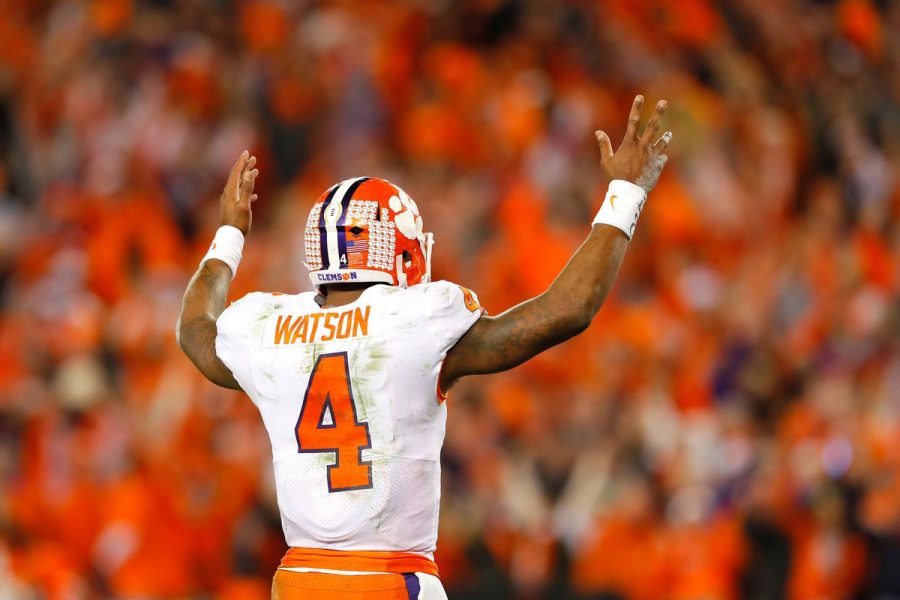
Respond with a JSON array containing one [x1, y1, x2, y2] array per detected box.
[[201, 225, 244, 277], [592, 180, 647, 241]]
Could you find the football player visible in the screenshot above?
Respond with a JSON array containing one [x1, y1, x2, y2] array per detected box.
[[177, 95, 672, 599]]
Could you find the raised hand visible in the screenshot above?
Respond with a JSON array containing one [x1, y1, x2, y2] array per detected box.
[[220, 150, 259, 235], [594, 95, 672, 194]]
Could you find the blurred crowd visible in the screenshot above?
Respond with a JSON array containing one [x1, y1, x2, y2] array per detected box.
[[0, 0, 898, 598]]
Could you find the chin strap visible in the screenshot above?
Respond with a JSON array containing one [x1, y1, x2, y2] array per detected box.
[[423, 232, 434, 283], [396, 255, 408, 288]]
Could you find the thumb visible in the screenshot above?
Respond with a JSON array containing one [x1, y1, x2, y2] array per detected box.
[[595, 130, 614, 160]]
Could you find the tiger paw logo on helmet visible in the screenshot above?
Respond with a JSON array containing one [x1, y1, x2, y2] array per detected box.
[[389, 193, 424, 242], [304, 177, 433, 289]]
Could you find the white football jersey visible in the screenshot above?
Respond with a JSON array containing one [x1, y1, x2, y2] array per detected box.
[[215, 281, 483, 555]]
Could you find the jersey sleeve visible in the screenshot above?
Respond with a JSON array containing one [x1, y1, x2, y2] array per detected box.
[[215, 292, 266, 394], [422, 280, 486, 355]]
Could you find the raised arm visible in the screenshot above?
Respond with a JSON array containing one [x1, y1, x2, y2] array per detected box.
[[176, 151, 258, 389], [441, 95, 672, 389]]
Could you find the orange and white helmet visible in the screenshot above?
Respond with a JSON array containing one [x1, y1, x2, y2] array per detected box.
[[304, 177, 433, 288]]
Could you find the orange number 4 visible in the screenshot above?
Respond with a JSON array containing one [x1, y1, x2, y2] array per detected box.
[[295, 352, 372, 492]]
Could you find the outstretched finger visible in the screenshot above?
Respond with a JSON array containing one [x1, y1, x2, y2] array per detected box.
[[652, 131, 674, 152], [238, 168, 258, 204], [624, 95, 644, 141], [642, 100, 667, 143], [595, 130, 614, 160], [227, 150, 250, 189], [231, 150, 250, 175]]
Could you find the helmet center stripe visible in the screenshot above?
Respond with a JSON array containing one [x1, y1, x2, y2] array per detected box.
[[334, 177, 369, 269], [321, 177, 366, 270]]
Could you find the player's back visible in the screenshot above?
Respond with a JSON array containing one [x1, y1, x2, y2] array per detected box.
[[215, 281, 482, 560]]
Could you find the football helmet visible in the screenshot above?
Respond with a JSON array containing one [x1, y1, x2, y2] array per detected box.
[[304, 177, 433, 288]]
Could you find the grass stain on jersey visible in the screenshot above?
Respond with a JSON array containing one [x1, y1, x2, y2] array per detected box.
[[248, 300, 281, 343], [349, 337, 391, 422], [291, 344, 319, 377]]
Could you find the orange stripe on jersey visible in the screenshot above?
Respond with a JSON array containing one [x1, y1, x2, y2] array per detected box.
[[279, 547, 439, 577], [436, 360, 449, 404], [272, 569, 414, 599]]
